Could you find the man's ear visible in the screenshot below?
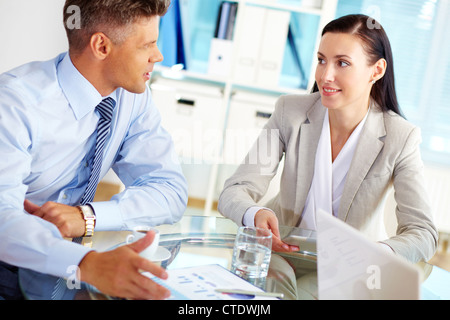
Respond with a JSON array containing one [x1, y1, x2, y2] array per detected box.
[[89, 32, 112, 60], [372, 58, 387, 82]]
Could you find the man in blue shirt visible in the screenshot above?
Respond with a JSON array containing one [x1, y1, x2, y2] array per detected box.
[[0, 0, 187, 299]]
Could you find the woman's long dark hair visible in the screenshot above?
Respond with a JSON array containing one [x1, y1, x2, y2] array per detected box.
[[312, 14, 403, 117]]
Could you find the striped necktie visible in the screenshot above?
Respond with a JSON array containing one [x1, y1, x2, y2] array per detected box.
[[80, 97, 116, 205], [52, 98, 116, 300], [71, 97, 115, 245]]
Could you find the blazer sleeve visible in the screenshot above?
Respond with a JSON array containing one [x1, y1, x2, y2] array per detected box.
[[381, 126, 438, 262], [217, 96, 286, 226]]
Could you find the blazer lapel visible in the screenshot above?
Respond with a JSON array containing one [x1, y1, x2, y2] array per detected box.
[[337, 106, 386, 221], [293, 100, 326, 224]]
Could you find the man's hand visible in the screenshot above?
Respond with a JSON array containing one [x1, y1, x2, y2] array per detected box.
[[254, 209, 299, 252], [24, 199, 85, 238], [79, 230, 171, 300]]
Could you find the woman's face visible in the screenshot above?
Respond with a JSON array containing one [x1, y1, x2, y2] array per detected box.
[[315, 32, 376, 113]]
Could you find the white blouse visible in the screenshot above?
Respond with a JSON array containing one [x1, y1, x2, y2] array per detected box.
[[242, 108, 369, 229], [299, 108, 369, 230]]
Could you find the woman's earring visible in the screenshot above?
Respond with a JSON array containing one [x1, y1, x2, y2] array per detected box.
[[372, 80, 376, 84]]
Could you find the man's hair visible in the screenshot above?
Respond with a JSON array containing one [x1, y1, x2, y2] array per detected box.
[[63, 0, 171, 54]]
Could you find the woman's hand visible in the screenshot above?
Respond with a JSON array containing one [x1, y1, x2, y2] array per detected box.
[[254, 209, 299, 252]]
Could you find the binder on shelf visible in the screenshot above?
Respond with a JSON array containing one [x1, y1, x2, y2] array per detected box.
[[233, 6, 291, 87], [225, 2, 238, 40], [208, 38, 234, 76], [208, 1, 238, 77], [213, 1, 238, 40], [233, 5, 266, 84], [256, 9, 290, 87]]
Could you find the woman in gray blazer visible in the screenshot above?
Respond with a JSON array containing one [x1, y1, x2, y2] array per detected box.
[[218, 14, 437, 264]]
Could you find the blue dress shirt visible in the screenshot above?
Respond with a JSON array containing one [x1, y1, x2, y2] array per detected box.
[[0, 53, 188, 278]]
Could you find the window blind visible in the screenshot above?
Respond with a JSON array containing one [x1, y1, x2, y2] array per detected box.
[[336, 0, 450, 165]]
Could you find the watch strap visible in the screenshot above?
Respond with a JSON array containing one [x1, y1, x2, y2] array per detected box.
[[77, 205, 96, 237]]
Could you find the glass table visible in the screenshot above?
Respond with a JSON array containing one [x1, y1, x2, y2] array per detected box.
[[18, 215, 319, 300], [19, 215, 437, 300]]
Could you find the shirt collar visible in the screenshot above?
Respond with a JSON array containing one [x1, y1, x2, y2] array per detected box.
[[57, 52, 117, 120]]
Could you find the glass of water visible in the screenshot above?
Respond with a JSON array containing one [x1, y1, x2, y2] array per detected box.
[[231, 227, 272, 288]]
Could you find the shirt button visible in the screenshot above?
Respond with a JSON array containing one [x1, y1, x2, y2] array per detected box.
[[63, 194, 68, 199]]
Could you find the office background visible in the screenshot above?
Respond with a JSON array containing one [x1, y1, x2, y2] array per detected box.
[[0, 0, 449, 269]]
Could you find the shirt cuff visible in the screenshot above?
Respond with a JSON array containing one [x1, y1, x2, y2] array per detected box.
[[89, 201, 124, 231], [378, 242, 395, 254], [45, 240, 93, 278], [243, 206, 274, 227]]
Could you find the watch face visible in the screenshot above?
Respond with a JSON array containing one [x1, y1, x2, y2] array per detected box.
[[81, 206, 95, 219], [77, 206, 95, 237], [85, 212, 95, 219]]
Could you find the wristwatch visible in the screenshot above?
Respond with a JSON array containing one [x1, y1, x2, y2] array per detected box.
[[77, 205, 96, 237]]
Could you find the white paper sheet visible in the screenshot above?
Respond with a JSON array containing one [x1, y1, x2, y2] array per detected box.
[[316, 209, 421, 300], [145, 264, 278, 300]]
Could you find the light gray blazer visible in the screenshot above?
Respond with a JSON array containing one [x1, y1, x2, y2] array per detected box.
[[218, 92, 438, 263]]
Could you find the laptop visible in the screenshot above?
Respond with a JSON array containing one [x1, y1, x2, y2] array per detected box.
[[316, 209, 421, 300]]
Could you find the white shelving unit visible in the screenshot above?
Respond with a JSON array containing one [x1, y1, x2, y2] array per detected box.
[[149, 0, 338, 216]]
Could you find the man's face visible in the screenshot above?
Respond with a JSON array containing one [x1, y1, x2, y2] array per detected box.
[[105, 16, 163, 94]]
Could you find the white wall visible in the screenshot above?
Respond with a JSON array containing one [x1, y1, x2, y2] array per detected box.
[[0, 0, 125, 188], [0, 0, 67, 73]]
